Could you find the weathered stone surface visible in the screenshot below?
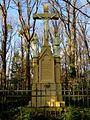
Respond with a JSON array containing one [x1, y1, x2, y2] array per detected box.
[[31, 46, 63, 107], [31, 4, 63, 107], [39, 47, 54, 83]]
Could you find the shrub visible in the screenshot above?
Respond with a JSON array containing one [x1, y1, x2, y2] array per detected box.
[[1, 106, 90, 120]]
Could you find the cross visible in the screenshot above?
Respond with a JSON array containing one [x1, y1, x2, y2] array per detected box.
[[33, 4, 59, 46]]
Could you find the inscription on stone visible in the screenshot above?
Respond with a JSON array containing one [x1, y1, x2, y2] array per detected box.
[[41, 55, 53, 82]]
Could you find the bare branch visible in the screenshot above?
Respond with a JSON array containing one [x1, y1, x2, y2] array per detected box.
[[30, 0, 38, 40], [62, 0, 90, 18], [86, 0, 90, 4], [7, 0, 11, 10]]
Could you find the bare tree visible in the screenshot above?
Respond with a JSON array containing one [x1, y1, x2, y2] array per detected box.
[[0, 0, 12, 89], [13, 0, 39, 94]]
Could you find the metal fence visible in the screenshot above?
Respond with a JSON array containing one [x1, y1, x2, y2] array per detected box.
[[62, 82, 90, 107], [0, 81, 90, 111]]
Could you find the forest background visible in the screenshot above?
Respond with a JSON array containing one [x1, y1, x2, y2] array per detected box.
[[0, 0, 90, 89]]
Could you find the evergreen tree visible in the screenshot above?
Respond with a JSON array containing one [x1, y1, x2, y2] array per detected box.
[[11, 51, 21, 89]]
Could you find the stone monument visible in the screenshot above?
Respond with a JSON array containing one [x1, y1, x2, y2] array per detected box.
[[31, 4, 64, 107]]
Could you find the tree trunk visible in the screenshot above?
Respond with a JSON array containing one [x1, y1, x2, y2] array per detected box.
[[70, 0, 77, 78], [1, 0, 7, 89], [26, 41, 31, 96]]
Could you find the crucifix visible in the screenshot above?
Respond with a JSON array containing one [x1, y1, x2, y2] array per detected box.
[[33, 4, 59, 46]]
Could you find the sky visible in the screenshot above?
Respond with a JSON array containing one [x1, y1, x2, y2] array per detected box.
[[0, 0, 89, 73], [79, 0, 87, 3], [0, 0, 90, 47]]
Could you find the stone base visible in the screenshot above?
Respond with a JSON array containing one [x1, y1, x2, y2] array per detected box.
[[30, 83, 63, 107], [28, 98, 65, 108], [47, 101, 65, 108]]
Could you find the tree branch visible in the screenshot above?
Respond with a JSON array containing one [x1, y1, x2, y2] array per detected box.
[[62, 0, 90, 18]]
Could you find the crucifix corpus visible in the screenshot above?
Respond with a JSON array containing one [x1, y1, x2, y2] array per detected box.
[[33, 4, 59, 46]]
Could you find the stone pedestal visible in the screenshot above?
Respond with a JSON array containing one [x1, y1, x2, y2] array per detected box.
[[31, 46, 63, 107]]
